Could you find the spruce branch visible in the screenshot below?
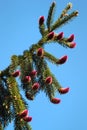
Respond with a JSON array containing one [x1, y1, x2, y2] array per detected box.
[[0, 1, 78, 130], [44, 51, 58, 64], [60, 2, 73, 19], [46, 1, 56, 31], [51, 10, 78, 31]]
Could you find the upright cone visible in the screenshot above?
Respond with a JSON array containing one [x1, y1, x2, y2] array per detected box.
[[37, 48, 44, 57], [51, 98, 61, 104], [56, 55, 68, 64], [59, 87, 69, 94], [69, 42, 76, 48], [47, 32, 54, 40], [39, 16, 45, 26], [67, 34, 74, 42], [19, 109, 28, 118], [32, 82, 40, 90], [45, 76, 52, 85], [57, 32, 64, 40], [23, 116, 32, 122], [12, 70, 20, 77]]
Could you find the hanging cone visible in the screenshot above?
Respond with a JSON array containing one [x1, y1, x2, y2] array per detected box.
[[30, 70, 37, 77], [23, 76, 31, 83], [37, 48, 44, 57], [19, 109, 28, 118], [25, 92, 34, 100], [23, 116, 32, 122], [45, 76, 52, 85], [51, 98, 61, 104], [57, 32, 64, 40], [56, 55, 68, 64], [12, 70, 20, 77], [67, 34, 74, 42], [39, 16, 45, 26], [32, 82, 40, 90], [59, 87, 70, 94], [47, 32, 54, 40], [69, 42, 76, 48]]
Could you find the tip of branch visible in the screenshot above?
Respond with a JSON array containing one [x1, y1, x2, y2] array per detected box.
[[75, 10, 79, 16], [52, 1, 56, 5], [67, 2, 73, 9]]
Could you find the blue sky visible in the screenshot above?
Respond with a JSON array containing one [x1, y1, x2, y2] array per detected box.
[[0, 0, 87, 130]]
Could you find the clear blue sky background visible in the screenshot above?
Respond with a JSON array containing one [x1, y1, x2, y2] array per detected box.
[[0, 0, 87, 130]]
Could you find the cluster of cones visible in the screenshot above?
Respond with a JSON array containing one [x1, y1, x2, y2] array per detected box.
[[39, 16, 76, 48], [12, 69, 69, 105], [19, 109, 32, 122]]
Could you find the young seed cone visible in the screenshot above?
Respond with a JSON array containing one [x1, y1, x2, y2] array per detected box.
[[30, 70, 37, 77], [39, 16, 45, 25], [32, 82, 40, 90], [45, 76, 52, 85], [56, 55, 68, 64], [37, 48, 44, 57], [69, 42, 76, 48], [57, 32, 64, 40], [67, 34, 74, 42], [23, 116, 32, 122], [19, 109, 28, 118], [12, 70, 20, 77], [51, 98, 61, 104], [59, 87, 70, 94], [47, 32, 54, 40], [23, 76, 31, 83]]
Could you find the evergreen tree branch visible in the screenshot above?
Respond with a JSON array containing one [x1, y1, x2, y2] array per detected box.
[[59, 2, 72, 19], [0, 2, 78, 129], [46, 1, 56, 31], [44, 51, 58, 64], [50, 10, 78, 31]]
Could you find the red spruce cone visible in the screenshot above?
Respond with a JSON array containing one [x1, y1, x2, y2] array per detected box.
[[57, 32, 64, 40], [19, 109, 28, 118], [51, 98, 61, 104], [32, 82, 40, 90], [69, 42, 76, 48], [23, 116, 32, 122], [56, 55, 68, 64], [47, 32, 54, 40], [37, 48, 44, 57], [30, 70, 37, 77], [12, 70, 20, 77], [67, 34, 74, 42], [39, 16, 45, 25], [45, 76, 52, 85], [23, 76, 31, 83], [59, 87, 69, 94]]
